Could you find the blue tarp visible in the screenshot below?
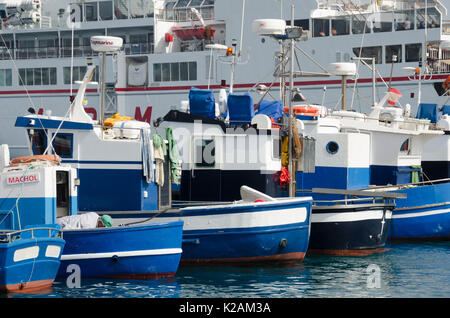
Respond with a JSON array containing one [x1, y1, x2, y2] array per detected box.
[[416, 103, 438, 123], [227, 93, 254, 125], [255, 100, 283, 119], [189, 87, 216, 118], [442, 105, 450, 116]]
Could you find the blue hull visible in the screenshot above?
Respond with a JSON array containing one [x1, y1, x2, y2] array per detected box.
[[149, 198, 312, 264], [58, 221, 183, 279], [0, 229, 65, 293], [181, 222, 310, 264], [389, 182, 450, 240]]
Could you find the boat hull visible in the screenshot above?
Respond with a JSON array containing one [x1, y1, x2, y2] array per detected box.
[[57, 221, 183, 279], [111, 198, 312, 264], [308, 204, 392, 256], [389, 182, 450, 240], [0, 231, 65, 293]]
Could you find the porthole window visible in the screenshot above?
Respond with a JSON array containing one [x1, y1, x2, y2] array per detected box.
[[326, 141, 339, 154]]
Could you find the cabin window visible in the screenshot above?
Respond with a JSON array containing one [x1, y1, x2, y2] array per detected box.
[[405, 43, 422, 62], [386, 45, 402, 63], [416, 8, 440, 29], [331, 17, 350, 36], [400, 138, 410, 153], [394, 10, 414, 31], [352, 15, 371, 34], [353, 46, 382, 64], [326, 141, 339, 155], [313, 19, 329, 37], [0, 69, 12, 86], [153, 61, 197, 82], [294, 19, 310, 31], [85, 2, 98, 21], [99, 1, 113, 20], [194, 138, 216, 168], [19, 68, 57, 86], [63, 66, 99, 85], [53, 133, 73, 158], [29, 129, 47, 155], [372, 12, 393, 33]]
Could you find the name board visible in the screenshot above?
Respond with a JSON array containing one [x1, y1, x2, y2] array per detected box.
[[7, 173, 40, 185]]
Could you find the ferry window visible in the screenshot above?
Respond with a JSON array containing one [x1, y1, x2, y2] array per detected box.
[[313, 19, 329, 37], [394, 10, 414, 31], [171, 63, 180, 81], [153, 63, 162, 82], [331, 17, 350, 36], [53, 133, 73, 158], [114, 0, 128, 19], [293, 19, 309, 31], [162, 63, 171, 81], [194, 138, 215, 168], [203, 0, 214, 5], [154, 61, 197, 82], [353, 46, 382, 64], [85, 2, 98, 21], [386, 45, 402, 63], [372, 12, 393, 33], [190, 0, 203, 7], [416, 8, 440, 29], [0, 69, 12, 86], [352, 15, 371, 34], [405, 43, 422, 62], [176, 0, 191, 8], [188, 62, 197, 80], [63, 66, 98, 84], [99, 1, 113, 21]]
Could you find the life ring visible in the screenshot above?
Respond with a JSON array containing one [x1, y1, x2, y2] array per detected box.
[[10, 154, 61, 167], [443, 76, 450, 90], [283, 105, 319, 116]]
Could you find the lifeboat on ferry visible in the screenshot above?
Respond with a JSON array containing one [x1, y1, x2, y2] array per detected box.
[[283, 105, 319, 118], [171, 25, 215, 41]]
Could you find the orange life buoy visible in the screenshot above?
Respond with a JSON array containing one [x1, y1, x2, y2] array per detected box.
[[443, 76, 450, 90], [10, 155, 61, 167]]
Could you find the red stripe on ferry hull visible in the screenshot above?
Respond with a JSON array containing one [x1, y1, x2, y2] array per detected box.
[[307, 248, 390, 256], [114, 74, 450, 92], [180, 252, 306, 265]]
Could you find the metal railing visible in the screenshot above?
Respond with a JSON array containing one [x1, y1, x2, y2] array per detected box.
[[0, 42, 155, 60], [0, 227, 63, 243]]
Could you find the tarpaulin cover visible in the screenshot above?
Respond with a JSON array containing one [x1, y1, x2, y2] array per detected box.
[[416, 103, 438, 123], [256, 100, 283, 119], [189, 87, 216, 118], [227, 93, 254, 125], [442, 105, 450, 116]]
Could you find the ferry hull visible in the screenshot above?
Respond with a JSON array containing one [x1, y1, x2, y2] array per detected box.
[[308, 205, 392, 256], [57, 221, 183, 279], [389, 182, 450, 240]]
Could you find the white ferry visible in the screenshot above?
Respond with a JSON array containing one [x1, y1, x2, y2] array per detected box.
[[1, 0, 450, 157]]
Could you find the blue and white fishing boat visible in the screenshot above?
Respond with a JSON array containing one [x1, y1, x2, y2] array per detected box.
[[0, 225, 65, 293], [0, 146, 183, 279], [12, 35, 313, 264], [0, 146, 65, 292]]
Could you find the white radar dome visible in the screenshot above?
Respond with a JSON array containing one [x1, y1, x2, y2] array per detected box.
[[328, 63, 357, 76], [252, 19, 286, 36], [90, 36, 123, 53]]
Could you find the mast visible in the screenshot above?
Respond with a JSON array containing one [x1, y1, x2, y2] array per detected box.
[[288, 5, 295, 197]]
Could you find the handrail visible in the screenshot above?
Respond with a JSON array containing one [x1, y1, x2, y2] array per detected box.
[[0, 227, 63, 244]]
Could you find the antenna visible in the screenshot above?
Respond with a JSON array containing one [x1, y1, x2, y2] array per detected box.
[[90, 36, 123, 127]]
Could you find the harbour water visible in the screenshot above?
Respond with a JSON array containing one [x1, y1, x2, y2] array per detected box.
[[4, 241, 450, 299]]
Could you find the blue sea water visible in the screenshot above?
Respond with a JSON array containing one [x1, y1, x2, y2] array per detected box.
[[5, 241, 450, 299]]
